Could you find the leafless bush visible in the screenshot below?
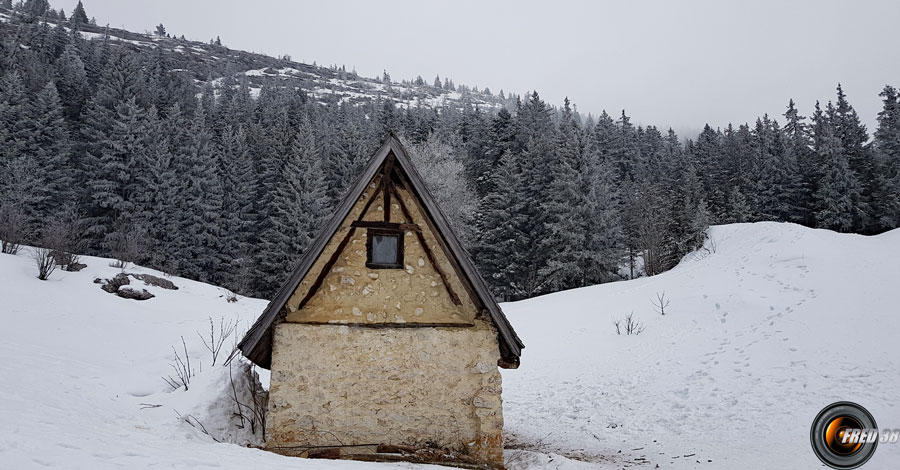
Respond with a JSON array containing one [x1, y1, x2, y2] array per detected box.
[[224, 290, 239, 303], [614, 312, 645, 335], [198, 316, 237, 367], [229, 361, 268, 438], [651, 291, 670, 315], [226, 256, 253, 301], [163, 336, 195, 391], [108, 223, 149, 270], [0, 205, 29, 254], [45, 205, 88, 271], [32, 246, 57, 280], [175, 409, 220, 442], [705, 236, 718, 254]]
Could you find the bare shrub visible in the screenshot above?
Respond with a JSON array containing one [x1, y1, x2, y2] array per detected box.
[[614, 312, 645, 335], [651, 291, 670, 315], [32, 246, 57, 280], [45, 205, 88, 271], [226, 256, 253, 301], [175, 409, 220, 442], [229, 361, 268, 439], [198, 316, 237, 367], [0, 205, 29, 254], [163, 336, 195, 391], [108, 223, 149, 270]]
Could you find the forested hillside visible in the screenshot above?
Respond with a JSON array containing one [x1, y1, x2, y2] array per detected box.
[[1, 1, 899, 301]]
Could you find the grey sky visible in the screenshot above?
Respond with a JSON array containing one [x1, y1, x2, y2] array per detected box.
[[55, 0, 900, 137]]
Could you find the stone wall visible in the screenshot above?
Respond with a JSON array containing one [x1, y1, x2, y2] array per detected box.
[[266, 321, 505, 466]]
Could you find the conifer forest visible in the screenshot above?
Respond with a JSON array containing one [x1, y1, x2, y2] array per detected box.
[[2, 0, 899, 302]]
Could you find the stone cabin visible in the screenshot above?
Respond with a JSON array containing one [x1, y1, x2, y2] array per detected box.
[[237, 135, 524, 468]]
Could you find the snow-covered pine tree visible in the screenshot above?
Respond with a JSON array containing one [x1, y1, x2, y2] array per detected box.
[[0, 71, 32, 215], [538, 98, 590, 291], [827, 85, 872, 231], [469, 108, 516, 199], [813, 119, 864, 232], [22, 82, 73, 222], [690, 124, 727, 219], [580, 131, 625, 284], [218, 123, 258, 293], [169, 102, 225, 282], [782, 99, 814, 224], [474, 152, 529, 301], [662, 129, 709, 269], [69, 0, 89, 29], [54, 44, 90, 123], [253, 115, 328, 296], [131, 105, 176, 270], [88, 96, 149, 256], [81, 49, 145, 249]]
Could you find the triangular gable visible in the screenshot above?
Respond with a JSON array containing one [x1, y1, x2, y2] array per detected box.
[[237, 134, 523, 369]]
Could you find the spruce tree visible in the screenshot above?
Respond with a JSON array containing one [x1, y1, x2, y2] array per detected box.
[[254, 116, 328, 296], [828, 85, 872, 231], [54, 44, 89, 122], [539, 98, 588, 291], [170, 102, 224, 282], [88, 97, 149, 253], [218, 123, 258, 292], [132, 106, 177, 271], [22, 82, 73, 220], [813, 121, 863, 232], [474, 152, 529, 300], [69, 0, 89, 28], [782, 99, 814, 224]]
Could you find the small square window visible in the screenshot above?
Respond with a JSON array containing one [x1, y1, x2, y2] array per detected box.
[[366, 228, 403, 269]]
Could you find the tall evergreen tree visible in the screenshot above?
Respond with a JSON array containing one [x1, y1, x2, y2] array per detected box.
[[22, 82, 73, 220], [169, 102, 224, 282], [87, 96, 148, 251], [69, 0, 89, 28], [254, 116, 328, 296], [827, 85, 872, 231], [782, 99, 814, 224], [474, 152, 529, 300], [813, 120, 864, 232]]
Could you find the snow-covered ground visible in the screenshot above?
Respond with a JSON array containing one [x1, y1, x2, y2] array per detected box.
[[1, 222, 898, 469], [502, 222, 900, 469]]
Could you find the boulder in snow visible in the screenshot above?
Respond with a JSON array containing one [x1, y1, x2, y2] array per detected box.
[[100, 273, 131, 293], [132, 273, 178, 290], [116, 286, 154, 301]]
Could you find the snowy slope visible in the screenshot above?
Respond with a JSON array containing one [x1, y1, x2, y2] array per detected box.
[[0, 7, 515, 116], [501, 222, 900, 469], [1, 222, 898, 469], [0, 252, 401, 470]]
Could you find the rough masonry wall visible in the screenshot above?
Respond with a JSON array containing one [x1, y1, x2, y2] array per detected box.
[[283, 177, 479, 325], [266, 322, 505, 465]]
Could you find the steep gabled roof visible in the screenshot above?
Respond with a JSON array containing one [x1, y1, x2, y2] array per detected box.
[[237, 134, 524, 369]]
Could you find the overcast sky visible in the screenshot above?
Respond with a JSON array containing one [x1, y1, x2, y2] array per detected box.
[[55, 0, 900, 137]]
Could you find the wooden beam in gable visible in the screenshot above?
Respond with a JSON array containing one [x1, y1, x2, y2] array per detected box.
[[390, 184, 462, 306]]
